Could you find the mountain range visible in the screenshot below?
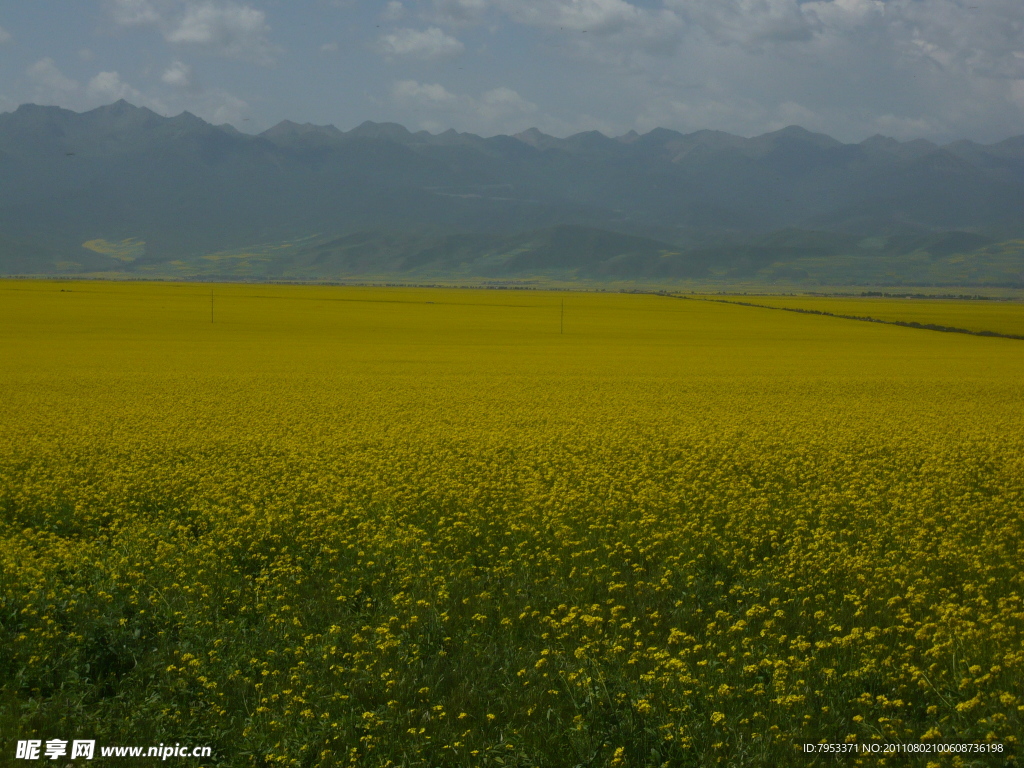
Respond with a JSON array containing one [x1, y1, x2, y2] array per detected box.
[[2, 100, 1024, 285]]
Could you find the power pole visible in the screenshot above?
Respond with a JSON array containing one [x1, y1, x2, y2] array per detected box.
[[211, 286, 214, 324], [560, 298, 564, 335]]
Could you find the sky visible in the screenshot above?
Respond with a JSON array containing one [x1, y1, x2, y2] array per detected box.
[[1, 0, 1023, 143]]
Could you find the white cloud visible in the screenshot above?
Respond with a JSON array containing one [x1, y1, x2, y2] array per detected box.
[[501, 0, 644, 34], [377, 27, 464, 59], [669, 0, 816, 48], [870, 113, 938, 140], [0, 25, 12, 44], [474, 0, 1024, 142], [801, 0, 884, 31], [391, 80, 541, 134], [392, 79, 461, 107], [37, 0, 1024, 143], [664, 0, 1024, 77], [166, 86, 250, 126], [768, 100, 821, 130], [431, 0, 487, 25], [1010, 80, 1024, 108], [382, 1, 405, 22], [495, 0, 682, 56], [108, 0, 162, 27], [87, 71, 144, 102], [477, 86, 539, 122], [207, 90, 248, 124], [20, 48, 251, 129], [890, 0, 1024, 80], [165, 3, 278, 64], [161, 60, 193, 88], [27, 58, 79, 94], [475, 87, 544, 128]]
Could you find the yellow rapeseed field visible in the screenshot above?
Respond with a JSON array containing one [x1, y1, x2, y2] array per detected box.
[[1, 280, 1021, 767]]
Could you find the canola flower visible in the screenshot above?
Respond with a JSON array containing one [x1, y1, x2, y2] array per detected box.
[[0, 280, 1022, 767]]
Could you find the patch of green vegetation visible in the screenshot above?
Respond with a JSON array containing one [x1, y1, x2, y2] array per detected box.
[[3, 225, 1023, 289], [81, 238, 146, 262]]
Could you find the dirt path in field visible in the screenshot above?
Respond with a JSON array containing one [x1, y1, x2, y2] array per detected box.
[[676, 295, 1024, 341]]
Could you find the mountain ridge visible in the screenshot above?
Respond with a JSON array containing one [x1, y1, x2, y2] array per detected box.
[[7, 99, 1020, 158], [2, 100, 1024, 285]]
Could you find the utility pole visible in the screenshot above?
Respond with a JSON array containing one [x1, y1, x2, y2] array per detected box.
[[560, 298, 564, 335], [211, 286, 214, 324]]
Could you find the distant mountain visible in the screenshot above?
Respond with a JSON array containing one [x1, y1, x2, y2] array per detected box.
[[2, 100, 1024, 285]]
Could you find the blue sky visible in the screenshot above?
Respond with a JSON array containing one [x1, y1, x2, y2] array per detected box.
[[2, 0, 1024, 142]]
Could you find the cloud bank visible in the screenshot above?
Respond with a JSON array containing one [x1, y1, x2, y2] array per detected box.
[[108, 0, 279, 63], [6, 1, 1024, 142], [381, 0, 1024, 141]]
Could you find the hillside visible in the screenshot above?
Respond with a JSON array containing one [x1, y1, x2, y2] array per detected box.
[[2, 101, 1024, 285]]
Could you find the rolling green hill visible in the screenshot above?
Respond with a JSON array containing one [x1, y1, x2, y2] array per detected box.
[[9, 225, 1014, 288]]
